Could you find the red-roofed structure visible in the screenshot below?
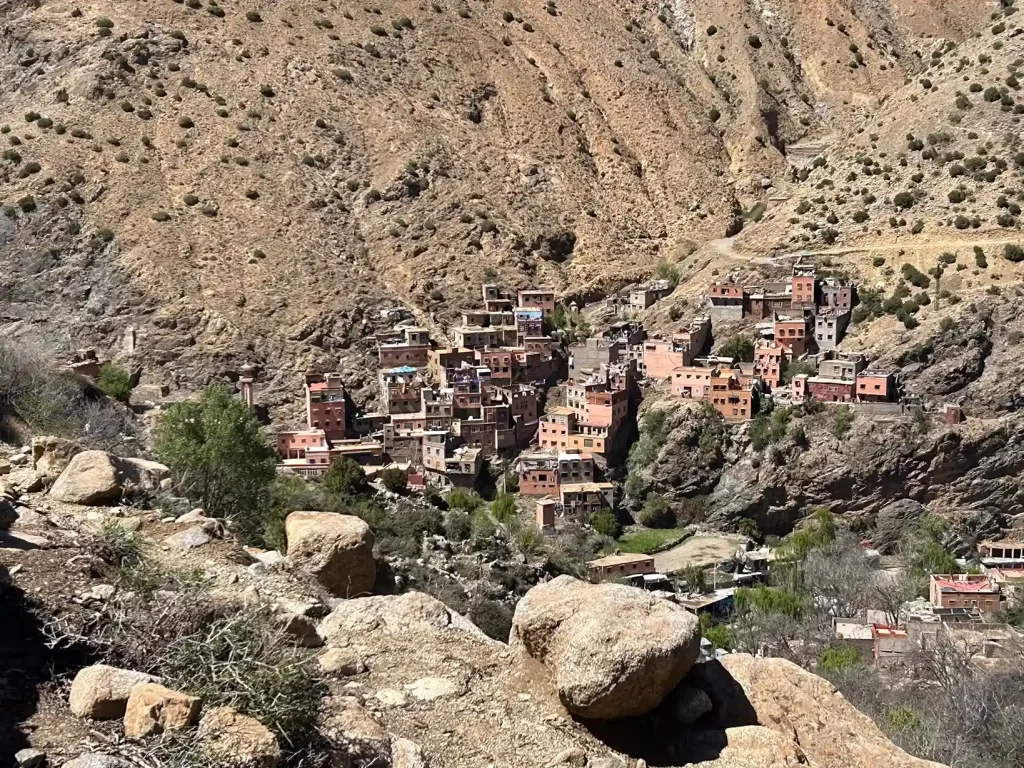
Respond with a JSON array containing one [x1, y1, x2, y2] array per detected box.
[[929, 573, 1000, 613]]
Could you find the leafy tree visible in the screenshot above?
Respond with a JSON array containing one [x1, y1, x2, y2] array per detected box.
[[779, 507, 837, 560], [322, 457, 369, 496], [379, 467, 408, 493], [680, 564, 708, 593], [818, 645, 861, 673], [655, 259, 681, 287], [96, 362, 134, 402], [156, 387, 277, 545], [737, 517, 761, 541], [491, 493, 517, 522], [831, 406, 855, 438], [591, 508, 621, 538], [719, 335, 755, 362], [781, 358, 815, 384], [735, 585, 807, 619], [637, 493, 675, 528], [447, 488, 484, 513]]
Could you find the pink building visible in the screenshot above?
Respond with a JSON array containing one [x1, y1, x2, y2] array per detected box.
[[754, 341, 786, 390], [672, 366, 715, 399], [306, 373, 347, 442], [517, 288, 556, 316]]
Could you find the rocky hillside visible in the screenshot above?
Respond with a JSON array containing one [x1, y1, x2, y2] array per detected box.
[[0, 0, 993, 406], [0, 445, 944, 768]]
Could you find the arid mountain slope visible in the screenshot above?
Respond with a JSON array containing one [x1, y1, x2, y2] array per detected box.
[[0, 0, 991, 401]]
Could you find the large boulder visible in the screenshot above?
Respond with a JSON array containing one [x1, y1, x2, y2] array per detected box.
[[49, 451, 168, 505], [198, 706, 281, 768], [318, 591, 494, 646], [31, 435, 82, 481], [69, 664, 159, 719], [285, 511, 375, 598], [123, 682, 202, 738], [693, 654, 944, 768], [510, 576, 701, 719]]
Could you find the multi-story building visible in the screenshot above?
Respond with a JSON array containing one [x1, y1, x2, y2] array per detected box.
[[378, 327, 432, 368], [817, 352, 864, 382], [560, 482, 615, 517], [482, 284, 514, 312], [306, 372, 347, 442], [747, 282, 793, 321], [474, 348, 513, 384], [774, 312, 812, 356], [671, 365, 716, 399], [708, 371, 760, 422], [791, 266, 817, 309], [453, 325, 498, 350], [380, 367, 423, 415], [428, 348, 476, 387], [806, 375, 856, 403], [814, 310, 851, 352], [820, 277, 854, 311], [754, 340, 787, 390], [514, 308, 544, 342], [517, 451, 595, 496], [629, 279, 675, 311], [517, 288, 556, 316], [707, 283, 746, 320]]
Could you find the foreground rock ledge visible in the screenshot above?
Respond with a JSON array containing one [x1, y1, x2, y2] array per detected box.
[[510, 575, 700, 719]]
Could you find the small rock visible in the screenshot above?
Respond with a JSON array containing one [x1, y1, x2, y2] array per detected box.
[[14, 747, 45, 767], [69, 664, 159, 720], [666, 686, 713, 725], [318, 648, 368, 676], [392, 738, 429, 768], [62, 755, 132, 768], [374, 688, 408, 707], [0, 459, 11, 476], [124, 682, 202, 738], [547, 748, 586, 767], [321, 697, 390, 764], [280, 613, 323, 648], [177, 508, 209, 523], [587, 757, 626, 768], [9, 453, 29, 467], [252, 549, 286, 567], [404, 677, 459, 702], [0, 499, 17, 530], [198, 706, 281, 767], [164, 526, 213, 550]]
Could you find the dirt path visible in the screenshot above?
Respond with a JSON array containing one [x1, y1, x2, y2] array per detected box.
[[709, 235, 1024, 265], [653, 534, 746, 574]]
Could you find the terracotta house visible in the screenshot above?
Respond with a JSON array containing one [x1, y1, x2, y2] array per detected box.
[[517, 288, 556, 316], [754, 341, 787, 390], [589, 553, 655, 581], [929, 574, 1001, 614], [672, 365, 716, 400], [856, 370, 896, 402], [807, 376, 856, 403], [774, 313, 812, 356], [306, 372, 347, 442]]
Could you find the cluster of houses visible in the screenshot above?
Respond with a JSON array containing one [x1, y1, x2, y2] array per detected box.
[[834, 537, 1024, 666], [273, 284, 566, 489]]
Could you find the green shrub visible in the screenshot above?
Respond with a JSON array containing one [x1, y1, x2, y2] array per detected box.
[[718, 335, 755, 362], [1005, 244, 1024, 262], [380, 467, 408, 493], [818, 645, 861, 673], [96, 362, 134, 402], [591, 508, 621, 538], [156, 387, 277, 545], [322, 457, 370, 496], [637, 494, 675, 528]]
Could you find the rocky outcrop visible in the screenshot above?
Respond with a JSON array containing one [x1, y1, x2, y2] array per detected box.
[[873, 498, 927, 554], [318, 591, 493, 646], [692, 654, 944, 768], [510, 576, 701, 719], [49, 451, 169, 506], [285, 511, 376, 598], [68, 665, 158, 720], [123, 683, 202, 738], [198, 706, 281, 768], [31, 435, 82, 481], [703, 412, 1024, 536]]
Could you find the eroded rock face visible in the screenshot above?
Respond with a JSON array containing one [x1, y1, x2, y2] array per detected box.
[[31, 435, 82, 481], [68, 664, 158, 720], [49, 451, 169, 506], [510, 576, 701, 719], [198, 706, 281, 768], [286, 511, 376, 598]]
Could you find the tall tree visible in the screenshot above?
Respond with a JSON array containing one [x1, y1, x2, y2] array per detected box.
[[156, 386, 277, 544]]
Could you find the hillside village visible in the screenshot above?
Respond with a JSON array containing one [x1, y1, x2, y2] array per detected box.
[[7, 0, 1024, 766]]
